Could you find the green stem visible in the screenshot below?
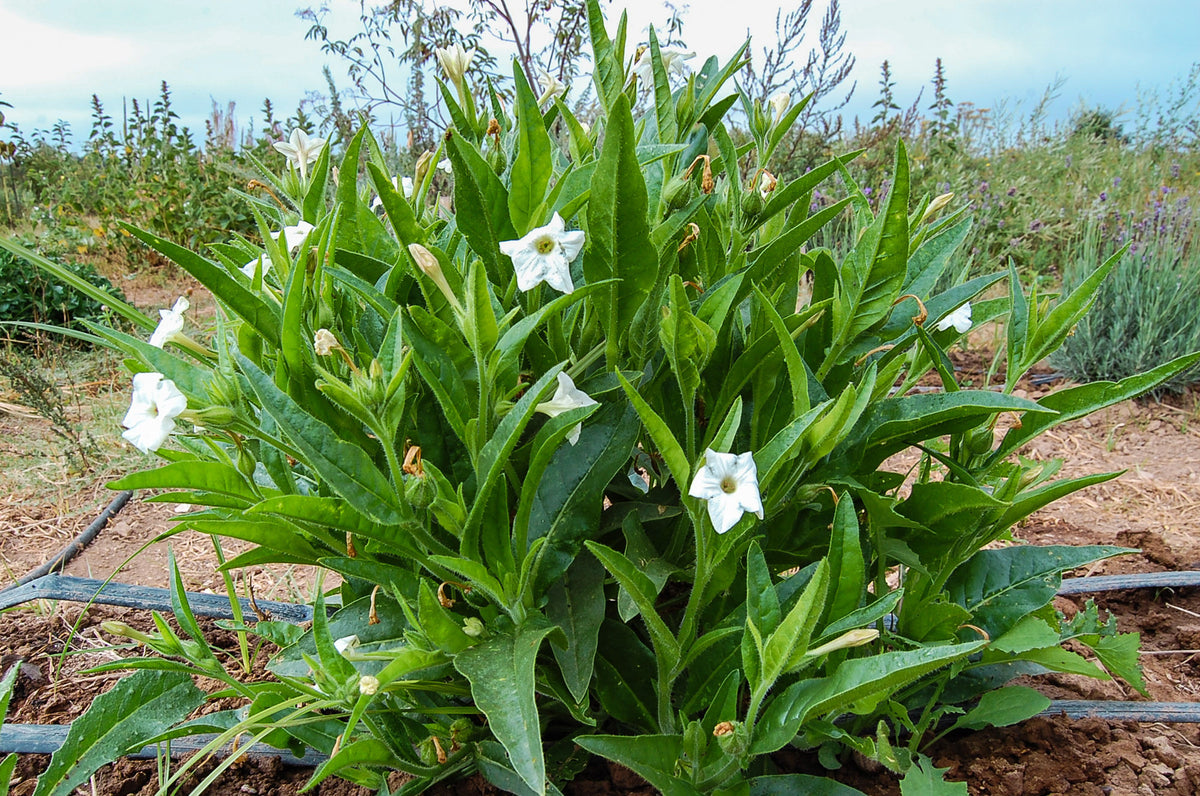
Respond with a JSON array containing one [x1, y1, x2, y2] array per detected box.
[[211, 538, 251, 674]]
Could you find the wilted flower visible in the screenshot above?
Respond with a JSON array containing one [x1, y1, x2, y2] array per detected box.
[[758, 170, 778, 199], [688, 449, 764, 535], [535, 372, 598, 445], [148, 296, 189, 348], [499, 212, 585, 294], [436, 43, 475, 86], [632, 47, 695, 86], [936, 302, 972, 333], [358, 675, 380, 696], [537, 69, 566, 106], [273, 128, 326, 180], [314, 328, 339, 356], [768, 91, 791, 119], [122, 372, 187, 453]]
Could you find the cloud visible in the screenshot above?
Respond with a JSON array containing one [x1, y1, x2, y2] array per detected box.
[[0, 7, 142, 89]]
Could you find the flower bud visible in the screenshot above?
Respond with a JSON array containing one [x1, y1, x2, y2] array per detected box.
[[463, 617, 485, 638], [662, 174, 694, 211], [769, 91, 792, 120], [408, 243, 464, 313], [405, 470, 437, 510], [920, 192, 955, 225], [741, 187, 764, 219], [713, 720, 749, 759], [488, 144, 507, 176], [965, 426, 994, 455]]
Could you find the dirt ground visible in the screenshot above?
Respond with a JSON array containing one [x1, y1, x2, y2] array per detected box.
[[2, 276, 1200, 794]]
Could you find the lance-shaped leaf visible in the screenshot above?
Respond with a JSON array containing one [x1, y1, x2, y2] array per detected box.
[[585, 93, 658, 362], [32, 671, 204, 796], [508, 59, 553, 235], [574, 735, 700, 796], [454, 620, 560, 796], [447, 128, 516, 284]]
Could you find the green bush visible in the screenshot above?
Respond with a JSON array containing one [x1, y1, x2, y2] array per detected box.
[[0, 244, 124, 334], [1053, 223, 1200, 393]]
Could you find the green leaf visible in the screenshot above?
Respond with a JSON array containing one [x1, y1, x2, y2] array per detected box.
[[238, 354, 406, 525], [753, 642, 983, 755], [764, 559, 829, 687], [1080, 632, 1147, 695], [951, 685, 1051, 732], [454, 620, 559, 796], [826, 494, 865, 624], [545, 551, 606, 703], [508, 60, 554, 234], [899, 754, 968, 796], [586, 541, 681, 669], [990, 352, 1200, 465], [819, 141, 910, 375], [574, 735, 700, 796], [945, 545, 1133, 639], [447, 128, 516, 283], [304, 738, 407, 791], [32, 671, 204, 796], [109, 461, 258, 501], [746, 775, 869, 796], [525, 401, 640, 595], [584, 93, 658, 360]]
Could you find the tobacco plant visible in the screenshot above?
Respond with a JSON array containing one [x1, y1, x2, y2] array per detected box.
[[4, 4, 1196, 794]]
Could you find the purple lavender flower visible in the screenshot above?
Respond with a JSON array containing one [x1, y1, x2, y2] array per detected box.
[[1099, 192, 1108, 202], [979, 181, 989, 192], [1113, 177, 1122, 187], [1172, 163, 1181, 179], [1028, 219, 1044, 232], [1161, 185, 1170, 195], [1007, 187, 1016, 197]]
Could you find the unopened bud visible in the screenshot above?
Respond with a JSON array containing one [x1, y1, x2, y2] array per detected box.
[[463, 617, 485, 638], [769, 91, 792, 120], [921, 192, 954, 225], [408, 244, 464, 313], [807, 628, 880, 658]]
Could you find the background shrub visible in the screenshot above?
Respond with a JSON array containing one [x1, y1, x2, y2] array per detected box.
[[0, 244, 125, 334]]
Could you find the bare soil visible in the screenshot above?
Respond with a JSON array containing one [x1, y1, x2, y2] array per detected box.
[[3, 274, 1200, 793]]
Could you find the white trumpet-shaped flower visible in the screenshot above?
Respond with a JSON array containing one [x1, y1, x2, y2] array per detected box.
[[272, 128, 326, 179], [499, 213, 585, 294], [632, 47, 695, 86], [241, 221, 315, 278], [936, 302, 973, 334], [769, 91, 792, 119], [436, 43, 475, 86], [535, 372, 598, 445], [688, 448, 764, 535], [537, 69, 566, 105], [121, 372, 187, 453], [148, 296, 189, 348]]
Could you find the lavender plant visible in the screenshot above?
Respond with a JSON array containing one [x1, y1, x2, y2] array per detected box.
[[3, 5, 1197, 793]]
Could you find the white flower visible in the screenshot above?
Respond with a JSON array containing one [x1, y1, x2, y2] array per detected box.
[[535, 372, 598, 445], [121, 372, 187, 453], [437, 158, 452, 174], [936, 302, 972, 334], [769, 91, 792, 119], [499, 212, 585, 294], [272, 128, 326, 179], [436, 43, 475, 86], [633, 47, 695, 86], [240, 221, 315, 278], [333, 635, 359, 655], [688, 449, 764, 535], [358, 675, 380, 696], [148, 296, 189, 348], [537, 69, 566, 105], [758, 170, 778, 200]]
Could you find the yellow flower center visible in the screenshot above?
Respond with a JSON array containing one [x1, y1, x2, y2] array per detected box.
[[535, 236, 557, 255], [720, 476, 738, 494]]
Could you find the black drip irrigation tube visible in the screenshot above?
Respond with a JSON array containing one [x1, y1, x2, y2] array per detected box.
[[1, 496, 1200, 765], [2, 490, 133, 591]]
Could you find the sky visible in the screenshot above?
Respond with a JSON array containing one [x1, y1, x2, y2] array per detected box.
[[1, 0, 1197, 147]]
